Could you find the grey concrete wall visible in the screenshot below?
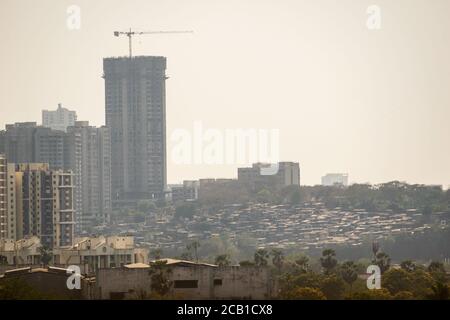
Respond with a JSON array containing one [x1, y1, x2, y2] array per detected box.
[[96, 265, 277, 300]]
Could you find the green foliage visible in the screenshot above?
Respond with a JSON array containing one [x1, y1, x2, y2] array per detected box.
[[320, 249, 337, 275], [281, 287, 327, 300], [239, 260, 255, 267], [427, 281, 450, 300], [271, 248, 285, 271], [373, 252, 391, 274], [320, 275, 346, 300], [38, 246, 52, 266], [346, 288, 393, 300], [150, 248, 163, 260], [382, 269, 414, 295], [301, 182, 449, 214], [215, 254, 231, 267], [294, 256, 310, 273], [149, 260, 173, 296], [254, 249, 270, 267], [400, 260, 417, 272], [340, 261, 358, 288]]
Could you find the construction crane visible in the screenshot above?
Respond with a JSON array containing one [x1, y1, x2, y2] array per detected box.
[[114, 28, 193, 58]]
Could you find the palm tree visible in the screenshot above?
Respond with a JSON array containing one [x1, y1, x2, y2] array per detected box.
[[215, 254, 231, 267], [254, 249, 269, 267], [340, 261, 358, 291], [372, 241, 380, 260], [271, 248, 285, 271], [320, 249, 337, 275], [373, 252, 391, 274], [295, 256, 310, 273], [186, 240, 200, 262]]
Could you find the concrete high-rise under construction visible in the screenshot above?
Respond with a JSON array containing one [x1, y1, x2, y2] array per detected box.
[[103, 56, 167, 201]]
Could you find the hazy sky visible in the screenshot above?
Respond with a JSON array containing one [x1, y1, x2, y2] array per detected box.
[[1, 0, 449, 186]]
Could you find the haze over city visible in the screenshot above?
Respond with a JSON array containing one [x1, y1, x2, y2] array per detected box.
[[1, 0, 450, 186]]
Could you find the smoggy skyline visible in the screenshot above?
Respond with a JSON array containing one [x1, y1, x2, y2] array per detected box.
[[1, 0, 449, 187]]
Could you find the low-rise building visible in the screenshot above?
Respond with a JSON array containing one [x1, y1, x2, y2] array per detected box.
[[0, 236, 148, 274], [96, 259, 277, 300]]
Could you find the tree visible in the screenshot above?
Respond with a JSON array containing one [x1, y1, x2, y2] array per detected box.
[[346, 288, 392, 300], [271, 248, 285, 271], [382, 269, 413, 295], [295, 256, 310, 273], [239, 260, 255, 267], [400, 260, 416, 273], [320, 275, 346, 300], [254, 249, 270, 267], [372, 241, 380, 260], [393, 291, 414, 300], [150, 248, 163, 260], [215, 254, 231, 267], [340, 261, 358, 290], [409, 269, 435, 298], [281, 287, 327, 300], [427, 261, 447, 282], [186, 241, 200, 263], [149, 260, 173, 297], [427, 261, 446, 273], [373, 252, 391, 274], [256, 189, 273, 203], [39, 246, 52, 266], [427, 281, 450, 300], [320, 249, 337, 275]]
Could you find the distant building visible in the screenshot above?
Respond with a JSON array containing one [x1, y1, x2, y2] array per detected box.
[[0, 162, 75, 248], [169, 180, 200, 202], [0, 122, 37, 164], [104, 56, 167, 201], [0, 154, 11, 240], [66, 122, 112, 232], [0, 235, 148, 273], [42, 103, 77, 132], [321, 173, 349, 187], [238, 162, 300, 191], [0, 122, 113, 234]]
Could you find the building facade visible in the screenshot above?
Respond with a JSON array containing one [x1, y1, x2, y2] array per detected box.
[[238, 162, 300, 191], [321, 173, 349, 186], [104, 56, 167, 201], [66, 122, 112, 232], [42, 103, 77, 132], [0, 122, 112, 234], [4, 163, 75, 248]]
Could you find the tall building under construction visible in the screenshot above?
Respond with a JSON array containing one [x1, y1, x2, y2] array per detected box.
[[103, 56, 167, 201]]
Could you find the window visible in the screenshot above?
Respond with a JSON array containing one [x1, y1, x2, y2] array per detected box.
[[213, 279, 223, 286], [174, 280, 198, 289]]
